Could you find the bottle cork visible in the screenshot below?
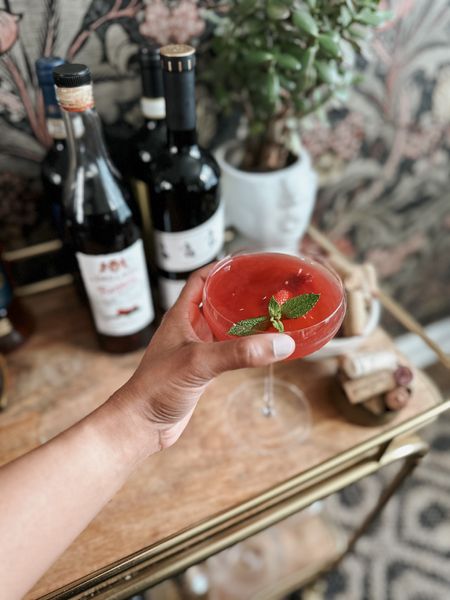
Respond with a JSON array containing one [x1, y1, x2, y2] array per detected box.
[[385, 386, 411, 411], [394, 365, 414, 387], [362, 396, 385, 416], [362, 263, 379, 296], [343, 289, 367, 336], [341, 351, 398, 379], [342, 369, 397, 404]]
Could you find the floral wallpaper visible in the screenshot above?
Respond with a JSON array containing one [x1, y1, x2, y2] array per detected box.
[[0, 0, 449, 326]]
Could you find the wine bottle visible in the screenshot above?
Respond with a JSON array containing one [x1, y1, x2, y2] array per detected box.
[[132, 44, 167, 182], [36, 56, 67, 237], [148, 44, 223, 310], [130, 45, 167, 255], [0, 261, 33, 353], [53, 63, 155, 353]]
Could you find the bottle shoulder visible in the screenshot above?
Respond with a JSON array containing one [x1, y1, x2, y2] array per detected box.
[[150, 145, 220, 188]]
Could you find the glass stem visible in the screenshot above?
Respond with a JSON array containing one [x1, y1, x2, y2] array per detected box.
[[263, 363, 276, 417]]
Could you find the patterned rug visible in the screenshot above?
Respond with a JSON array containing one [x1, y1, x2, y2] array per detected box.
[[296, 365, 450, 600]]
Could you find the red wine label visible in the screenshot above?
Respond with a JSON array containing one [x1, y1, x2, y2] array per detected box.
[[154, 204, 224, 273], [76, 240, 154, 336]]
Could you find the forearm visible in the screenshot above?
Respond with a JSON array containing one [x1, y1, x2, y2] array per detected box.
[[0, 391, 160, 600]]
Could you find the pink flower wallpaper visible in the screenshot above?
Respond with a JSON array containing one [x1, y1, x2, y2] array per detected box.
[[0, 0, 449, 325]]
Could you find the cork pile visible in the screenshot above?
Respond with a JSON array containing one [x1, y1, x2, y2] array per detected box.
[[337, 351, 415, 425], [328, 255, 379, 337]]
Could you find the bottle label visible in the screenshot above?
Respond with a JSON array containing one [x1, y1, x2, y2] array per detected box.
[[154, 204, 224, 273], [76, 239, 154, 337], [141, 97, 165, 120], [46, 118, 66, 139], [158, 276, 186, 310]]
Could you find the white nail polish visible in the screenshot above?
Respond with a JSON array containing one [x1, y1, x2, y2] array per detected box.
[[272, 335, 295, 359]]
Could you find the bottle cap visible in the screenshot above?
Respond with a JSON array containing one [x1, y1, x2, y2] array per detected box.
[[35, 56, 65, 87], [36, 57, 65, 118], [139, 44, 164, 100], [139, 44, 161, 66], [160, 44, 196, 73], [53, 64, 92, 88], [53, 64, 94, 112]]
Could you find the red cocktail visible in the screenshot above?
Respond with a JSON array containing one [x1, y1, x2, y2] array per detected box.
[[202, 252, 346, 452], [203, 253, 345, 358]]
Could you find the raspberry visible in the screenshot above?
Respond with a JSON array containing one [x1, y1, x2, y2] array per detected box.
[[273, 289, 292, 305]]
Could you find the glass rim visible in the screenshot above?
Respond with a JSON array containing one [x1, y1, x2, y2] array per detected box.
[[202, 251, 347, 334]]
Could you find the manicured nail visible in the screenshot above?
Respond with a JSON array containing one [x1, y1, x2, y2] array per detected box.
[[272, 334, 295, 359]]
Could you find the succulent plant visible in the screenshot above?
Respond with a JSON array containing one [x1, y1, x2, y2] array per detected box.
[[206, 0, 390, 171]]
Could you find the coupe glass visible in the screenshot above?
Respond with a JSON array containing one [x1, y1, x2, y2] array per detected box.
[[202, 251, 346, 452]]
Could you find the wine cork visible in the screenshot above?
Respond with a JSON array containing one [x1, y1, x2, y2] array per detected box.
[[343, 289, 367, 336], [342, 369, 396, 404], [394, 365, 414, 387], [363, 396, 385, 416], [385, 386, 411, 411], [362, 263, 379, 296], [344, 269, 365, 292], [341, 351, 398, 379]]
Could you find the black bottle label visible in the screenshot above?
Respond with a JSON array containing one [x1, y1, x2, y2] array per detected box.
[[76, 239, 154, 336]]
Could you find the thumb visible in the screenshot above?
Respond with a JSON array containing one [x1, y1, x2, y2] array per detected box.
[[193, 333, 296, 380]]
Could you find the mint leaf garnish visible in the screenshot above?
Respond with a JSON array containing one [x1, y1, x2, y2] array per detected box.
[[281, 293, 320, 319], [227, 292, 320, 337], [228, 316, 269, 336], [271, 318, 285, 333], [268, 296, 282, 319]]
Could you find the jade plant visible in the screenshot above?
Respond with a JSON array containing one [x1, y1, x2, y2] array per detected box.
[[206, 0, 390, 171]]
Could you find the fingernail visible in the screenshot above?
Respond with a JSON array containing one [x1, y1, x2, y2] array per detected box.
[[272, 334, 296, 359]]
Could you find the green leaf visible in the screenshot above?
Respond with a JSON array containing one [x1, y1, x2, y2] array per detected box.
[[318, 34, 341, 59], [299, 46, 317, 71], [228, 316, 270, 337], [271, 319, 285, 333], [315, 60, 338, 84], [281, 293, 320, 319], [279, 74, 297, 91], [339, 5, 353, 27], [266, 71, 281, 103], [347, 26, 365, 40], [267, 1, 290, 20], [356, 7, 390, 26], [245, 50, 274, 64], [292, 9, 319, 37], [274, 52, 302, 71], [269, 296, 282, 319]]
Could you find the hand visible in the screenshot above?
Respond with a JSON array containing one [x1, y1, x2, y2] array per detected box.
[[113, 265, 296, 451]]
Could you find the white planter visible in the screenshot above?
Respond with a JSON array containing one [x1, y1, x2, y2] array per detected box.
[[215, 142, 317, 250]]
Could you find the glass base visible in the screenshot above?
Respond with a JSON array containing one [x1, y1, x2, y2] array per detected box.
[[226, 377, 311, 454]]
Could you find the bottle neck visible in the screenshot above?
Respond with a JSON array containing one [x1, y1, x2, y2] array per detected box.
[[140, 96, 165, 123], [168, 128, 197, 148], [163, 66, 197, 149], [46, 117, 67, 141], [62, 107, 111, 165]]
